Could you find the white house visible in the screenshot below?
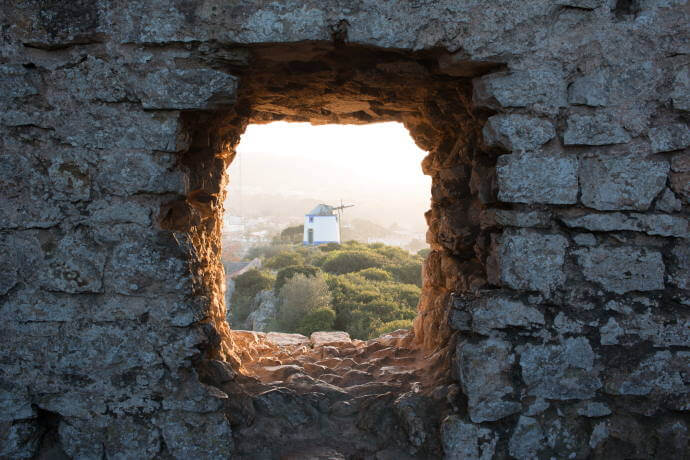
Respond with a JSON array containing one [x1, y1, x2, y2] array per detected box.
[[303, 204, 340, 245]]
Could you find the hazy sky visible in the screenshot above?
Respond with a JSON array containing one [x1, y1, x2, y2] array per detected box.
[[224, 121, 431, 232]]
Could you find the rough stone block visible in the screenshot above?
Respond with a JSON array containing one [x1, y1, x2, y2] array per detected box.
[[86, 199, 152, 226], [140, 69, 238, 109], [39, 232, 106, 294], [519, 337, 602, 400], [59, 417, 106, 459], [655, 188, 682, 213], [574, 246, 665, 294], [453, 294, 545, 335], [563, 112, 631, 145], [96, 150, 188, 196], [669, 242, 689, 290], [0, 421, 42, 459], [579, 156, 669, 210], [454, 338, 521, 423], [576, 402, 611, 417], [105, 232, 191, 296], [498, 229, 568, 295], [0, 381, 34, 422], [649, 123, 690, 153], [559, 211, 689, 238], [497, 152, 578, 204], [509, 416, 545, 459], [480, 208, 552, 229], [671, 65, 689, 111], [0, 65, 39, 101], [473, 68, 567, 113], [568, 70, 608, 106], [105, 417, 162, 459], [482, 114, 556, 152], [441, 415, 497, 460], [604, 351, 687, 396], [55, 104, 190, 152], [671, 171, 690, 203]]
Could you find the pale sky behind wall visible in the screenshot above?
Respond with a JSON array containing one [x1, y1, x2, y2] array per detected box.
[[224, 121, 432, 232]]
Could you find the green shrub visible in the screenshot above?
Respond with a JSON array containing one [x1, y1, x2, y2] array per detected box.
[[417, 248, 431, 258], [296, 307, 336, 336], [357, 267, 393, 281], [379, 282, 421, 309], [274, 265, 320, 292], [388, 260, 423, 287], [232, 269, 275, 322], [277, 225, 304, 244], [244, 244, 293, 261], [319, 242, 341, 252], [264, 251, 305, 270], [321, 250, 385, 275], [277, 274, 332, 332]]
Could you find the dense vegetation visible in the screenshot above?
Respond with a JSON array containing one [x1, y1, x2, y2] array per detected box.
[[230, 240, 426, 339]]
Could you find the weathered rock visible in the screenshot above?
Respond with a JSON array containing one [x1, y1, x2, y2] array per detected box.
[[498, 229, 568, 295], [473, 68, 567, 114], [140, 69, 237, 110], [568, 69, 608, 106], [441, 415, 497, 460], [0, 421, 42, 459], [156, 411, 233, 458], [394, 392, 429, 447], [574, 246, 665, 294], [670, 171, 690, 203], [604, 351, 687, 396], [670, 64, 689, 111], [482, 114, 556, 152], [39, 231, 106, 294], [105, 417, 162, 459], [244, 290, 278, 332], [558, 211, 689, 238], [509, 416, 546, 459], [649, 123, 690, 153], [497, 152, 578, 204], [311, 331, 351, 346], [451, 294, 544, 335], [576, 401, 612, 417], [519, 337, 602, 400], [669, 242, 689, 290], [96, 150, 188, 196], [480, 209, 552, 229], [455, 338, 521, 422], [579, 156, 669, 210], [655, 188, 683, 213], [0, 381, 34, 422], [573, 233, 597, 246], [266, 332, 310, 346], [563, 112, 631, 145]]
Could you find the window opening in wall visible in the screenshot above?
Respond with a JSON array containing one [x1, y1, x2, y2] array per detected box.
[[222, 121, 430, 342]]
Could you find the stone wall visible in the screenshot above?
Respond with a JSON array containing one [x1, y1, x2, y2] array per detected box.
[[1, 1, 688, 458]]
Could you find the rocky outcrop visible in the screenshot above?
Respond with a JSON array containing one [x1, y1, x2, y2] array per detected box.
[[243, 290, 278, 332]]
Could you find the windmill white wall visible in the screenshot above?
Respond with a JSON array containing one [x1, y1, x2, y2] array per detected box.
[[303, 207, 341, 245]]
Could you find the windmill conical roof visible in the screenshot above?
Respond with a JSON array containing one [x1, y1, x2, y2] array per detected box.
[[307, 204, 334, 216]]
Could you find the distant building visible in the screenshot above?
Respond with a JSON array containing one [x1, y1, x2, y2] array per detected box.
[[303, 204, 340, 245]]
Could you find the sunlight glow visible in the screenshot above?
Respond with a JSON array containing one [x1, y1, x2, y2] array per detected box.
[[225, 121, 431, 233]]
